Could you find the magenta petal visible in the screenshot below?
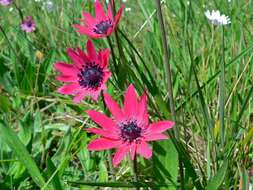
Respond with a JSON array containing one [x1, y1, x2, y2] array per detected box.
[[104, 93, 124, 121], [136, 141, 152, 159], [147, 121, 175, 134], [130, 143, 136, 160], [138, 92, 149, 126], [73, 91, 87, 103], [88, 138, 121, 151], [87, 128, 119, 139], [90, 90, 101, 101], [113, 4, 124, 28], [56, 75, 77, 82], [82, 12, 96, 26], [124, 84, 138, 117], [57, 83, 80, 95], [101, 48, 110, 68], [95, 0, 106, 20], [77, 48, 89, 63], [107, 3, 113, 19], [97, 49, 110, 68], [73, 24, 100, 38], [86, 110, 118, 131], [112, 145, 130, 167], [103, 71, 111, 82], [54, 62, 78, 74], [67, 48, 85, 67], [144, 133, 168, 142], [86, 39, 97, 60], [97, 50, 103, 67]]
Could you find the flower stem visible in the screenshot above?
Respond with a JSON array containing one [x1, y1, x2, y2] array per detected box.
[[13, 1, 24, 21], [101, 92, 116, 180], [154, 0, 178, 138], [220, 27, 225, 147], [155, 0, 184, 188], [0, 25, 17, 57], [133, 156, 138, 181], [107, 37, 119, 77], [132, 156, 139, 190], [107, 150, 116, 180]]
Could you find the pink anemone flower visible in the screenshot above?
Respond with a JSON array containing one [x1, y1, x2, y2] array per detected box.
[[21, 16, 36, 33], [73, 0, 124, 38], [86, 84, 175, 167], [54, 40, 111, 103], [0, 0, 13, 6]]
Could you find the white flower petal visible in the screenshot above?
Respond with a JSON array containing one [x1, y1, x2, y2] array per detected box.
[[205, 9, 231, 26]]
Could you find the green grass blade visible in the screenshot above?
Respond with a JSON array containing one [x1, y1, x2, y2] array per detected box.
[[207, 161, 228, 190], [0, 121, 47, 189], [171, 138, 205, 190], [219, 27, 226, 146], [46, 158, 64, 190], [176, 45, 253, 111], [234, 85, 253, 128], [153, 139, 178, 189], [67, 181, 175, 188]]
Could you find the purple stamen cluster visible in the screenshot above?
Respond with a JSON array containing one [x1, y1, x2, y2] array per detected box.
[[120, 120, 142, 142], [78, 62, 104, 89], [93, 20, 113, 34]]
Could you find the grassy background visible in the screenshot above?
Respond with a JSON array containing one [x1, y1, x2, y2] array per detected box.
[[0, 0, 253, 189]]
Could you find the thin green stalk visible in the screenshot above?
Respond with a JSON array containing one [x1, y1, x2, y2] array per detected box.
[[155, 1, 184, 188], [107, 37, 119, 76], [109, 0, 127, 88], [187, 36, 213, 180], [154, 0, 178, 138], [132, 156, 139, 190], [220, 27, 225, 147], [101, 92, 116, 181], [0, 25, 18, 57], [133, 156, 138, 182], [13, 1, 24, 21], [13, 1, 37, 52]]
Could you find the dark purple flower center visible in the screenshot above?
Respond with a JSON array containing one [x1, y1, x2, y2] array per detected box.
[[93, 20, 113, 34], [78, 62, 104, 89], [120, 121, 142, 142], [26, 21, 33, 27]]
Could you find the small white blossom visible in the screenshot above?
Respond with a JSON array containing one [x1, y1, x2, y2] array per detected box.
[[205, 10, 231, 25], [125, 7, 131, 12], [43, 0, 54, 12]]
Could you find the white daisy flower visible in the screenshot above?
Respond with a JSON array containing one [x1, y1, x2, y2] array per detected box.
[[125, 7, 131, 12], [43, 0, 54, 12], [205, 10, 231, 25]]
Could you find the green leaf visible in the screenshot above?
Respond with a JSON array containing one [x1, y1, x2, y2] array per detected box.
[[239, 166, 249, 190], [242, 127, 253, 146], [153, 139, 178, 189], [68, 181, 175, 188], [99, 161, 108, 182], [207, 161, 228, 190], [171, 138, 204, 190], [0, 121, 48, 189], [0, 95, 11, 113], [46, 158, 64, 190]]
